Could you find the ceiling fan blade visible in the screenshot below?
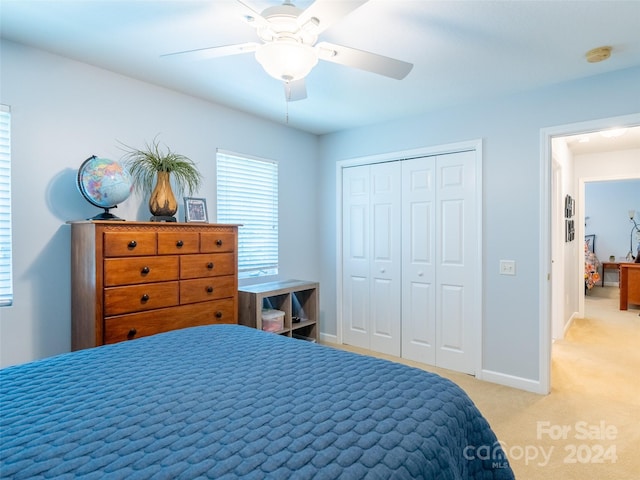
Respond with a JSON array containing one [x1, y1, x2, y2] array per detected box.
[[317, 41, 413, 80], [284, 79, 307, 102], [297, 0, 369, 35], [161, 42, 259, 61]]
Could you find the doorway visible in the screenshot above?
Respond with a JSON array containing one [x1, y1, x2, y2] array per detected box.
[[541, 113, 640, 394]]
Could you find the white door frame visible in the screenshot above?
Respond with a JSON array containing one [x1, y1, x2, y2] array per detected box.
[[335, 139, 483, 376], [551, 159, 565, 341], [539, 112, 640, 395]]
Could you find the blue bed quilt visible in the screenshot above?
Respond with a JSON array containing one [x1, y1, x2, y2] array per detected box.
[[1, 325, 514, 479]]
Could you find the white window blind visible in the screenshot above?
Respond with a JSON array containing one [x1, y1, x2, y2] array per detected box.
[[0, 105, 12, 307], [216, 150, 278, 279]]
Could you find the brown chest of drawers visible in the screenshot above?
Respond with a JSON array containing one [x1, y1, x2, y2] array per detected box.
[[70, 221, 239, 350]]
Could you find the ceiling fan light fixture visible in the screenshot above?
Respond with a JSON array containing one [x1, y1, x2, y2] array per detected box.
[[255, 41, 319, 82]]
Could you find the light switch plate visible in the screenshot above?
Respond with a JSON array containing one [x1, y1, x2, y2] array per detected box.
[[500, 260, 516, 275]]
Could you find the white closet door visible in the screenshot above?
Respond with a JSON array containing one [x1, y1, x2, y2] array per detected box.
[[342, 165, 371, 349], [342, 151, 477, 373], [342, 162, 401, 354], [435, 150, 477, 374], [401, 158, 436, 364], [369, 162, 401, 356]]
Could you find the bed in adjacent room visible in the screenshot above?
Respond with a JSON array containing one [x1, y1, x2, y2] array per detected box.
[[585, 234, 601, 290], [0, 325, 514, 479]]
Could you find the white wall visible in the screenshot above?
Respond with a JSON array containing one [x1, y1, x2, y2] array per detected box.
[[0, 40, 319, 367], [318, 67, 640, 388], [550, 138, 576, 339]]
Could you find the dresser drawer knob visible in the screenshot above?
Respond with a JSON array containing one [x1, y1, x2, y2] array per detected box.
[[215, 311, 223, 319], [207, 262, 214, 269], [127, 328, 137, 339], [141, 266, 150, 275], [206, 286, 214, 293], [128, 240, 137, 249], [141, 294, 149, 302], [216, 239, 223, 247], [176, 240, 184, 248]]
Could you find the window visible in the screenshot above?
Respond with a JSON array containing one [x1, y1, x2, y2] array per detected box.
[[0, 105, 12, 307], [216, 150, 278, 279]]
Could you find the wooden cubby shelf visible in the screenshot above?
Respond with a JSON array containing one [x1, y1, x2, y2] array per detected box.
[[238, 280, 319, 342]]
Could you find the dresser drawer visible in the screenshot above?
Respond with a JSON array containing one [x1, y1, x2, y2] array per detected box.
[[180, 275, 236, 304], [200, 232, 236, 253], [104, 256, 179, 286], [104, 282, 179, 315], [180, 253, 235, 279], [103, 232, 157, 257], [158, 232, 200, 255], [103, 298, 237, 344]]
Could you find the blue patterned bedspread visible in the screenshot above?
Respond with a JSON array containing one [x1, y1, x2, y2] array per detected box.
[[1, 325, 513, 479]]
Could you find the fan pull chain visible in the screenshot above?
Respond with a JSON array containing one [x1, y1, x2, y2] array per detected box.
[[284, 82, 291, 124]]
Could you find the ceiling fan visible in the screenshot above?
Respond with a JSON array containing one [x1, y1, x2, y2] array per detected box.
[[161, 0, 413, 101]]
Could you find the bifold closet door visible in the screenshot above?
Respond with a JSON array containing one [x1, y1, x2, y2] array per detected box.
[[342, 162, 401, 356], [401, 158, 436, 365], [401, 151, 477, 374]]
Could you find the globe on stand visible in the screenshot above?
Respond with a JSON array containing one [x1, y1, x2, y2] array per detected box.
[[77, 155, 133, 220]]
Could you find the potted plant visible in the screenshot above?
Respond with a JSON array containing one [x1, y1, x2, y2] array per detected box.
[[122, 137, 202, 221]]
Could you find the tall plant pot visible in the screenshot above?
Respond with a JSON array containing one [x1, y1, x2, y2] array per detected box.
[[149, 171, 178, 222]]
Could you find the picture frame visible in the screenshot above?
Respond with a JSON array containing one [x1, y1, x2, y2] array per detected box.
[[585, 234, 595, 253], [569, 220, 575, 242], [565, 219, 575, 243], [564, 194, 574, 219], [570, 197, 575, 217], [184, 197, 208, 223]]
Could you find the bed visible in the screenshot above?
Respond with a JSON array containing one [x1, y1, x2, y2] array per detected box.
[[1, 325, 514, 479], [584, 235, 601, 290]]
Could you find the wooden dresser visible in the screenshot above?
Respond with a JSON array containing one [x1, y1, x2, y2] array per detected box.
[[70, 221, 239, 350], [619, 263, 640, 310]]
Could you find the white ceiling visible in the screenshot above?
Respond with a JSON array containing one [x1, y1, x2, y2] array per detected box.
[[563, 125, 640, 155], [2, 0, 640, 140]]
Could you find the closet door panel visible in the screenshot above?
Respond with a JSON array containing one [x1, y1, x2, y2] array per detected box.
[[370, 277, 398, 355], [342, 166, 371, 349], [401, 158, 436, 363], [440, 199, 465, 266], [439, 284, 465, 351], [435, 151, 477, 374], [370, 162, 401, 356], [403, 281, 436, 363], [344, 275, 370, 337]]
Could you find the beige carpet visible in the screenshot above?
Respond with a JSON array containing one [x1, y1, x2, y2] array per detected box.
[[329, 287, 640, 479]]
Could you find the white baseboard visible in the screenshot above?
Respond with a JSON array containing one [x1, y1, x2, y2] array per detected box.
[[480, 369, 547, 395], [319, 332, 337, 344], [321, 334, 546, 394], [563, 312, 578, 338]]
